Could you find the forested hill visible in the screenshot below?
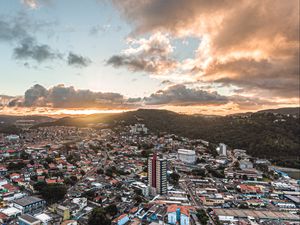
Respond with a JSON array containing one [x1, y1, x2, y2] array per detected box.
[[256, 107, 300, 116], [33, 109, 300, 168]]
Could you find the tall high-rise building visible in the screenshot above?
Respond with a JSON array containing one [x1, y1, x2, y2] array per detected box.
[[148, 153, 167, 195], [219, 143, 227, 156]]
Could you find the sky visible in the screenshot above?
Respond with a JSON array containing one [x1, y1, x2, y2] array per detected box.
[[0, 0, 299, 116]]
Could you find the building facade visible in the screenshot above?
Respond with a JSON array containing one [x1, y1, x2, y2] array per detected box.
[[178, 149, 196, 164], [13, 196, 46, 215], [148, 153, 167, 195]]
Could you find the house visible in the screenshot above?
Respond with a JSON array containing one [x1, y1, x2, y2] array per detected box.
[[0, 212, 8, 224], [0, 166, 8, 176], [112, 214, 130, 225], [35, 213, 52, 225], [18, 214, 41, 225], [238, 184, 262, 194], [239, 160, 253, 170], [167, 205, 192, 225], [55, 204, 70, 220]]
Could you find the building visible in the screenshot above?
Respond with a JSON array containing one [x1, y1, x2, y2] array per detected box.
[[13, 196, 46, 215], [213, 209, 300, 223], [55, 205, 70, 220], [239, 160, 253, 170], [148, 153, 167, 195], [18, 214, 41, 225], [130, 124, 148, 134], [218, 143, 227, 156], [112, 214, 130, 225], [5, 134, 20, 142], [131, 181, 149, 196], [61, 220, 78, 225], [167, 205, 191, 225], [178, 149, 196, 164]]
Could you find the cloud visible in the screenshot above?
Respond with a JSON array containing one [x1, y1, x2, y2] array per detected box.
[[13, 37, 61, 62], [24, 84, 48, 106], [144, 84, 228, 105], [89, 24, 111, 36], [21, 0, 38, 9], [21, 0, 52, 9], [1, 13, 91, 66], [0, 13, 62, 63], [107, 32, 177, 74], [9, 84, 136, 109], [5, 83, 298, 115], [67, 52, 92, 67], [110, 0, 300, 99]]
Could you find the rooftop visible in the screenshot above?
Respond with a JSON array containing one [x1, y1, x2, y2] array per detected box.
[[13, 196, 44, 207], [19, 214, 40, 223]]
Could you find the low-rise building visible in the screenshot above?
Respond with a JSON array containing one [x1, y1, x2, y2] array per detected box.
[[13, 196, 46, 215], [178, 149, 196, 164], [18, 214, 41, 225]]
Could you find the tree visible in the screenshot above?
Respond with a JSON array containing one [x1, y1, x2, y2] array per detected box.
[[33, 181, 47, 192], [40, 184, 67, 204], [64, 175, 78, 186], [191, 168, 206, 177], [196, 209, 209, 225], [141, 149, 152, 158], [97, 168, 104, 174], [169, 172, 180, 186], [88, 207, 111, 225], [20, 151, 30, 160], [80, 170, 86, 176], [105, 204, 118, 217], [7, 162, 26, 171], [134, 189, 143, 196]]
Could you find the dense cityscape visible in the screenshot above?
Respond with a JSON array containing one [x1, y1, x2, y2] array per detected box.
[[0, 0, 299, 225], [0, 121, 299, 225]]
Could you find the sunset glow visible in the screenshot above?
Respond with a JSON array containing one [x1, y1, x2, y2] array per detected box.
[[0, 0, 299, 116]]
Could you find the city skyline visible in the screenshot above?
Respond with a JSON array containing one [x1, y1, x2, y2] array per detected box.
[[0, 0, 299, 115]]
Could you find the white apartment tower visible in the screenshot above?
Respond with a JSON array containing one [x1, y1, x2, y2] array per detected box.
[[219, 143, 227, 156]]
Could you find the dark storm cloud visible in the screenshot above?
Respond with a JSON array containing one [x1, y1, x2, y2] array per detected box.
[[144, 84, 228, 105], [67, 52, 92, 67]]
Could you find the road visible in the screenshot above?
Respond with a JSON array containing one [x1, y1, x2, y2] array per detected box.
[[180, 176, 216, 225]]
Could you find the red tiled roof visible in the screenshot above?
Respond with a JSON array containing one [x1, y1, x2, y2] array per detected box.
[[239, 184, 261, 193], [113, 214, 128, 222], [167, 205, 193, 216]]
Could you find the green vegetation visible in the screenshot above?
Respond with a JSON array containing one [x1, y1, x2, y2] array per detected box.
[[88, 207, 112, 225], [196, 209, 209, 225], [169, 172, 180, 186], [7, 162, 26, 171], [33, 182, 67, 204]]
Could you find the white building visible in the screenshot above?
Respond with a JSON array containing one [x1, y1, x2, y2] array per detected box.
[[131, 181, 149, 196], [130, 124, 148, 134], [35, 213, 52, 225], [239, 160, 253, 170], [178, 149, 196, 164], [218, 143, 227, 156], [5, 135, 20, 142]]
